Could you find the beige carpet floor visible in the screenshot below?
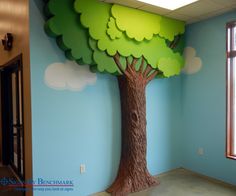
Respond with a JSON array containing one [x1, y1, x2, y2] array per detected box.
[[93, 168, 236, 196]]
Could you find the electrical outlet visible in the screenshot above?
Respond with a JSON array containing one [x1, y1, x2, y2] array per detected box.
[[80, 164, 86, 174], [197, 148, 204, 156]]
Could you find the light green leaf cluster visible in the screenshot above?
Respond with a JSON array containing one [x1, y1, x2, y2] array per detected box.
[[107, 17, 122, 40], [89, 38, 125, 74], [111, 5, 161, 42], [74, 0, 185, 77], [159, 57, 184, 77], [159, 17, 185, 41], [45, 0, 185, 78], [74, 0, 111, 41]]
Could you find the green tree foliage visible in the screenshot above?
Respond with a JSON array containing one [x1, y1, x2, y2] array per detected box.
[[111, 4, 162, 41], [45, 0, 185, 77], [44, 0, 93, 64]]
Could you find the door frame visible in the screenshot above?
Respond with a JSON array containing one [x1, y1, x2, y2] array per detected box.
[[1, 56, 25, 180], [0, 54, 32, 195]]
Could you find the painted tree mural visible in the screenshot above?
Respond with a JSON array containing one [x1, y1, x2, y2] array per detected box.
[[45, 0, 185, 195]]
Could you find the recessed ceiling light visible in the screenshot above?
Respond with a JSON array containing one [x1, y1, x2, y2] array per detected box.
[[136, 0, 199, 10]]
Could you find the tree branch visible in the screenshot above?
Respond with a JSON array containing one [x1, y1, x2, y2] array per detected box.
[[126, 57, 136, 75], [126, 57, 130, 67], [113, 53, 157, 82], [138, 56, 145, 74], [113, 53, 129, 76], [143, 64, 153, 77], [169, 34, 181, 49], [130, 57, 138, 70], [146, 70, 158, 83]]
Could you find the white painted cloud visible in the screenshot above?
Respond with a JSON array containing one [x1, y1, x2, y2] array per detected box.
[[44, 60, 97, 91], [182, 47, 202, 74]]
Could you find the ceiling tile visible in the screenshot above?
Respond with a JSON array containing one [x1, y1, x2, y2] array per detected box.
[[166, 12, 192, 21], [186, 17, 202, 24], [104, 0, 144, 8], [198, 7, 236, 20], [211, 0, 236, 7], [174, 0, 224, 17], [101, 0, 236, 24], [138, 4, 171, 15]]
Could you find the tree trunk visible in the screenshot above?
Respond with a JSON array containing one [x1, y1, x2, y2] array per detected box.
[[107, 75, 159, 195]]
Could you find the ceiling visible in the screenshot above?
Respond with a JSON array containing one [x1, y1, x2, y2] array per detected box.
[[100, 0, 236, 24]]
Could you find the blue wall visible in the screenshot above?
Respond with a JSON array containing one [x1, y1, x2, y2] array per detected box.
[[30, 0, 183, 195], [182, 11, 236, 185]]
